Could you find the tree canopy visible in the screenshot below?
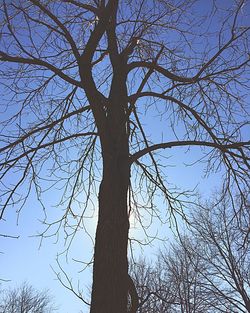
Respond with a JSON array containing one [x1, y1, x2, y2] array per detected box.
[[131, 195, 250, 312], [0, 282, 56, 313]]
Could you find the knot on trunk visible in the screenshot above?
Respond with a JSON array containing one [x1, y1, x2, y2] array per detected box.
[[127, 275, 139, 313]]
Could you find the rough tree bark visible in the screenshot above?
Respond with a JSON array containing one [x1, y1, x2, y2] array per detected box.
[[80, 3, 133, 310], [90, 87, 130, 312], [82, 52, 131, 311]]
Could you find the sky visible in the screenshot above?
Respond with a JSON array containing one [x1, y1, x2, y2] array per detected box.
[[0, 144, 219, 313], [0, 1, 249, 313]]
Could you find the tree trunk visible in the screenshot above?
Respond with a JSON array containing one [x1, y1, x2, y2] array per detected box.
[[90, 155, 130, 313], [90, 69, 130, 313]]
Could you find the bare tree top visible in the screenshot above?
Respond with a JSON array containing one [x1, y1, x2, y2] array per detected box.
[[0, 0, 249, 245]]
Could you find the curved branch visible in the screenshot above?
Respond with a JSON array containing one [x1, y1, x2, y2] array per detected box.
[[130, 140, 250, 163], [63, 0, 99, 15], [128, 61, 196, 83], [0, 51, 82, 87], [129, 92, 218, 143], [127, 27, 249, 83], [51, 257, 90, 306], [30, 0, 80, 60], [0, 104, 90, 154], [195, 27, 250, 79], [80, 0, 115, 63], [1, 132, 98, 167]]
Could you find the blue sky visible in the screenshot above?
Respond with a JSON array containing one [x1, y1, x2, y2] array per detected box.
[[0, 142, 220, 312]]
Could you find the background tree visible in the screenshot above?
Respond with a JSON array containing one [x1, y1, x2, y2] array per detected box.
[[129, 258, 176, 312], [190, 195, 250, 313], [0, 1, 249, 312], [130, 239, 218, 313], [131, 194, 250, 312], [0, 282, 56, 313], [159, 239, 214, 313]]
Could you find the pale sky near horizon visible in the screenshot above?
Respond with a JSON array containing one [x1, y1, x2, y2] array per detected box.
[[0, 1, 249, 312], [0, 146, 219, 313]]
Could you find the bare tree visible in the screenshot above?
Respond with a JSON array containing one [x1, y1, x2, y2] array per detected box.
[[160, 239, 216, 313], [131, 195, 250, 312], [130, 239, 219, 313], [129, 257, 176, 312], [0, 282, 56, 313], [0, 1, 249, 312], [190, 195, 250, 313]]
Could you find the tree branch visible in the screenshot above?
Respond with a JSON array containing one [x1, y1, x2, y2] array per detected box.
[[30, 0, 80, 60], [128, 61, 196, 83], [0, 104, 90, 155], [129, 91, 218, 143], [0, 51, 82, 87], [1, 132, 97, 167], [130, 140, 250, 163], [0, 233, 19, 239], [63, 0, 99, 15], [127, 27, 249, 83]]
